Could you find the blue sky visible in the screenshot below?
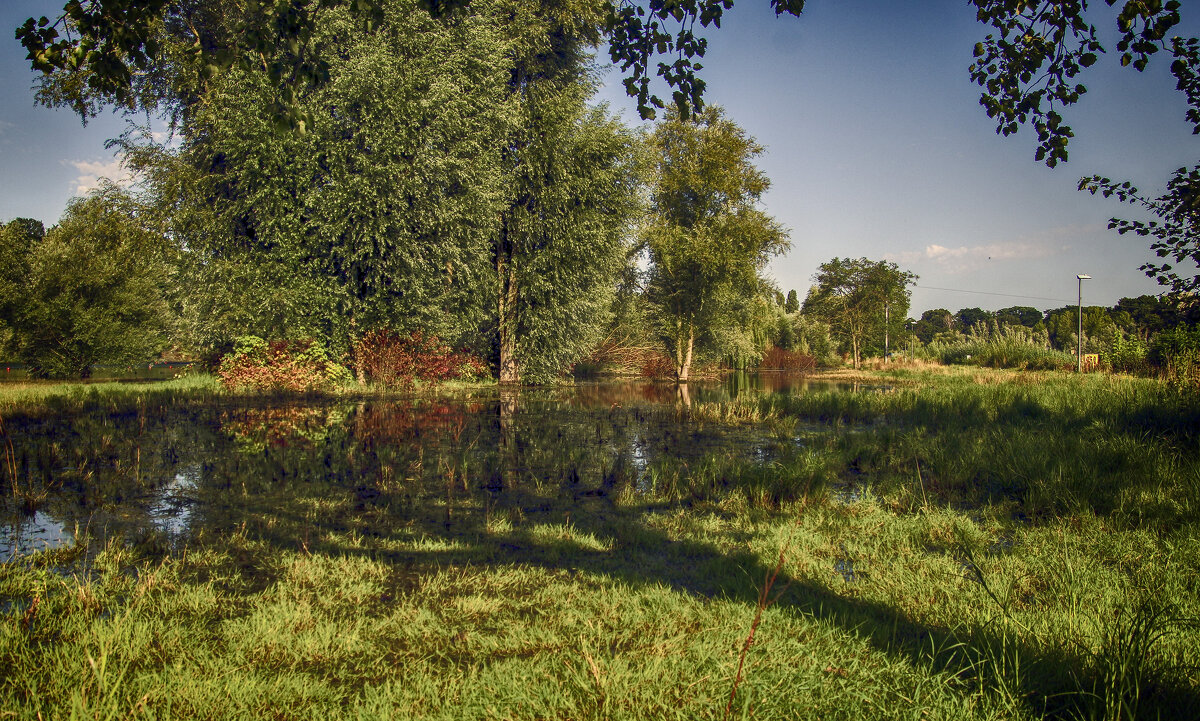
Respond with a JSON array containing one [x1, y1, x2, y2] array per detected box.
[[3, 0, 1197, 315]]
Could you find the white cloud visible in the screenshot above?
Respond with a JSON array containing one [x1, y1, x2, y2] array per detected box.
[[887, 225, 1098, 274], [66, 158, 136, 196]]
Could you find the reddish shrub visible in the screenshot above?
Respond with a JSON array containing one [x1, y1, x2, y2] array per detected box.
[[353, 329, 489, 388], [758, 347, 817, 372], [640, 352, 676, 379]]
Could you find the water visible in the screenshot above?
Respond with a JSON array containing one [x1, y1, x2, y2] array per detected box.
[[0, 375, 858, 561]]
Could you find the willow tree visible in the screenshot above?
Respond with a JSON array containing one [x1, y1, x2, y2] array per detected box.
[[493, 2, 643, 384], [109, 1, 515, 356], [643, 107, 787, 382], [26, 0, 639, 379]]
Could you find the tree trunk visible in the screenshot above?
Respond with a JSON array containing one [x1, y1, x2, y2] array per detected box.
[[676, 323, 694, 382], [350, 315, 366, 385], [497, 232, 520, 384], [499, 386, 519, 490], [675, 381, 692, 409], [852, 336, 860, 370]]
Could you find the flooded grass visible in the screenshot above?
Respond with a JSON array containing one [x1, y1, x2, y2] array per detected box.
[[1, 370, 1198, 719]]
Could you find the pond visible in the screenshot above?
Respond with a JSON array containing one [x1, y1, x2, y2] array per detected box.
[[0, 374, 857, 561]]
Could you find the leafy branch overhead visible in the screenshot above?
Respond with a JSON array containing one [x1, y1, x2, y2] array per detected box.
[[1080, 167, 1200, 293], [17, 0, 383, 128], [969, 0, 1188, 168], [606, 0, 803, 119], [17, 0, 804, 125]]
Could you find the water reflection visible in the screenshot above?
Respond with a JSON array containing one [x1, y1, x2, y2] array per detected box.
[[0, 374, 835, 560]]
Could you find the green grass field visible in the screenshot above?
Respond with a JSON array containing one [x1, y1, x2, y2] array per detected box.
[[1, 368, 1197, 720]]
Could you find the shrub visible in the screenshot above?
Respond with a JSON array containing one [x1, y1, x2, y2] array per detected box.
[[639, 351, 676, 379], [1148, 326, 1200, 388], [352, 329, 489, 389], [757, 346, 817, 372], [217, 336, 351, 392], [1106, 332, 1149, 375], [924, 333, 1074, 371]]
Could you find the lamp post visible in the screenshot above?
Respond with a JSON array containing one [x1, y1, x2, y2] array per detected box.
[[1076, 274, 1091, 372]]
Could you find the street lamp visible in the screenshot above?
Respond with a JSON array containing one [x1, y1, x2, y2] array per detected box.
[[1076, 274, 1091, 372]]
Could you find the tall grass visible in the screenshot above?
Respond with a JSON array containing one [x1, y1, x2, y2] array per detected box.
[[925, 334, 1075, 370]]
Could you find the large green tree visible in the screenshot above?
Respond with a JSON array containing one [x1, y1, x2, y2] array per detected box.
[[117, 1, 514, 357], [912, 308, 954, 344], [995, 305, 1044, 329], [0, 218, 45, 356], [803, 258, 916, 369], [642, 106, 787, 381], [62, 0, 638, 385], [492, 1, 643, 384], [0, 186, 171, 379]]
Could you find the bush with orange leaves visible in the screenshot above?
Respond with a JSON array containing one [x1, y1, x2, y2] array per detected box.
[[353, 329, 489, 389]]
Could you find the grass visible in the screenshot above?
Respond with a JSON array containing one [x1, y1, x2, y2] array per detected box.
[[1, 367, 1198, 719], [0, 373, 222, 415], [0, 372, 499, 420]]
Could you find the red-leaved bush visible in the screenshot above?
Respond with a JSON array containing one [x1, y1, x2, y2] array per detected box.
[[218, 336, 351, 392], [353, 329, 488, 388], [639, 352, 676, 379], [758, 347, 817, 372]]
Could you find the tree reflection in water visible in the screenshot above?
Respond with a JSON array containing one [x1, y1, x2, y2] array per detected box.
[[1, 379, 792, 561]]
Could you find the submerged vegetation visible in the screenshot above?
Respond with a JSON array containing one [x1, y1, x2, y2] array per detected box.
[[1, 369, 1197, 719]]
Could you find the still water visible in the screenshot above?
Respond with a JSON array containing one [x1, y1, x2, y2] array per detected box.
[[1, 374, 851, 561]]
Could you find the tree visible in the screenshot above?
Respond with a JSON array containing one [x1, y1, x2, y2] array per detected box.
[[490, 1, 643, 384], [121, 1, 514, 357], [913, 308, 953, 344], [803, 258, 916, 369], [955, 307, 993, 332], [494, 85, 642, 384], [1045, 305, 1121, 353], [1115, 294, 1187, 338], [785, 288, 799, 314], [83, 0, 636, 385], [643, 106, 788, 381], [995, 306, 1043, 328], [0, 186, 171, 378], [0, 218, 45, 358]]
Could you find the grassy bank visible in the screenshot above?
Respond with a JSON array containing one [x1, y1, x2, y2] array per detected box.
[[0, 374, 223, 416], [1, 368, 1198, 719], [0, 373, 499, 418]]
